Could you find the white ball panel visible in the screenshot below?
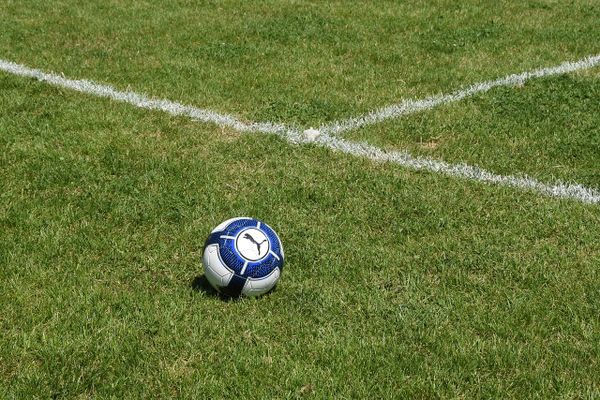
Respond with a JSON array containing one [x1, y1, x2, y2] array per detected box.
[[202, 244, 234, 288], [211, 217, 252, 233], [241, 268, 280, 297]]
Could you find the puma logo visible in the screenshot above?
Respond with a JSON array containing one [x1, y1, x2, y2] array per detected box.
[[243, 233, 267, 255]]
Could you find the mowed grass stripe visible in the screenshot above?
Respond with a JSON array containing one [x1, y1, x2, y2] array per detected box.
[[1, 58, 600, 204], [0, 57, 600, 204], [0, 59, 297, 139], [320, 54, 600, 135], [312, 134, 600, 204], [3, 0, 599, 125], [342, 72, 600, 191]]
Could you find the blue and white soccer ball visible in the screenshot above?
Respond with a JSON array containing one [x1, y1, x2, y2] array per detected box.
[[202, 217, 284, 297]]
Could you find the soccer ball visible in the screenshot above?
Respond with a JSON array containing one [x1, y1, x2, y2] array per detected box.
[[202, 217, 284, 297]]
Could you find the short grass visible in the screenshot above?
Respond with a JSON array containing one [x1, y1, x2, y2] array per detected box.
[[344, 72, 600, 188], [2, 1, 600, 398], [2, 0, 600, 125]]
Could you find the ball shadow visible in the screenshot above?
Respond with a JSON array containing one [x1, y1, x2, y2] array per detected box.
[[191, 274, 279, 301], [191, 275, 240, 302]]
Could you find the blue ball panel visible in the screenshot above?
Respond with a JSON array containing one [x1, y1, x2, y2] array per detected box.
[[204, 232, 221, 247], [246, 255, 281, 278], [218, 240, 245, 274], [221, 218, 256, 236]]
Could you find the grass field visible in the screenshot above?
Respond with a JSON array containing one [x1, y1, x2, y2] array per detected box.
[[2, 1, 600, 398]]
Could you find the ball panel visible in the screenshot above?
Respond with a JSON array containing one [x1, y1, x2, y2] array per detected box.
[[211, 217, 250, 233], [235, 228, 270, 261], [246, 254, 280, 278], [242, 268, 281, 297], [218, 242, 245, 274], [202, 244, 234, 289], [221, 218, 257, 237]]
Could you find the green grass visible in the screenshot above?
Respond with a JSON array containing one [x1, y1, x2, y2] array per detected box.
[[2, 1, 600, 398], [2, 0, 600, 125], [344, 72, 600, 188]]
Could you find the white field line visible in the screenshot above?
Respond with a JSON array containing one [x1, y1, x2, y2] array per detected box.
[[319, 54, 600, 135], [0, 59, 303, 142], [313, 134, 600, 204], [1, 58, 600, 204]]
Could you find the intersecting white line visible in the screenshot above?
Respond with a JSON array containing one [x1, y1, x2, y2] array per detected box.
[[319, 54, 600, 135], [1, 57, 599, 204]]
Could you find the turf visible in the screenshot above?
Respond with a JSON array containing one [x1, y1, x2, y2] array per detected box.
[[343, 72, 600, 188], [1, 1, 600, 398], [2, 0, 600, 125]]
